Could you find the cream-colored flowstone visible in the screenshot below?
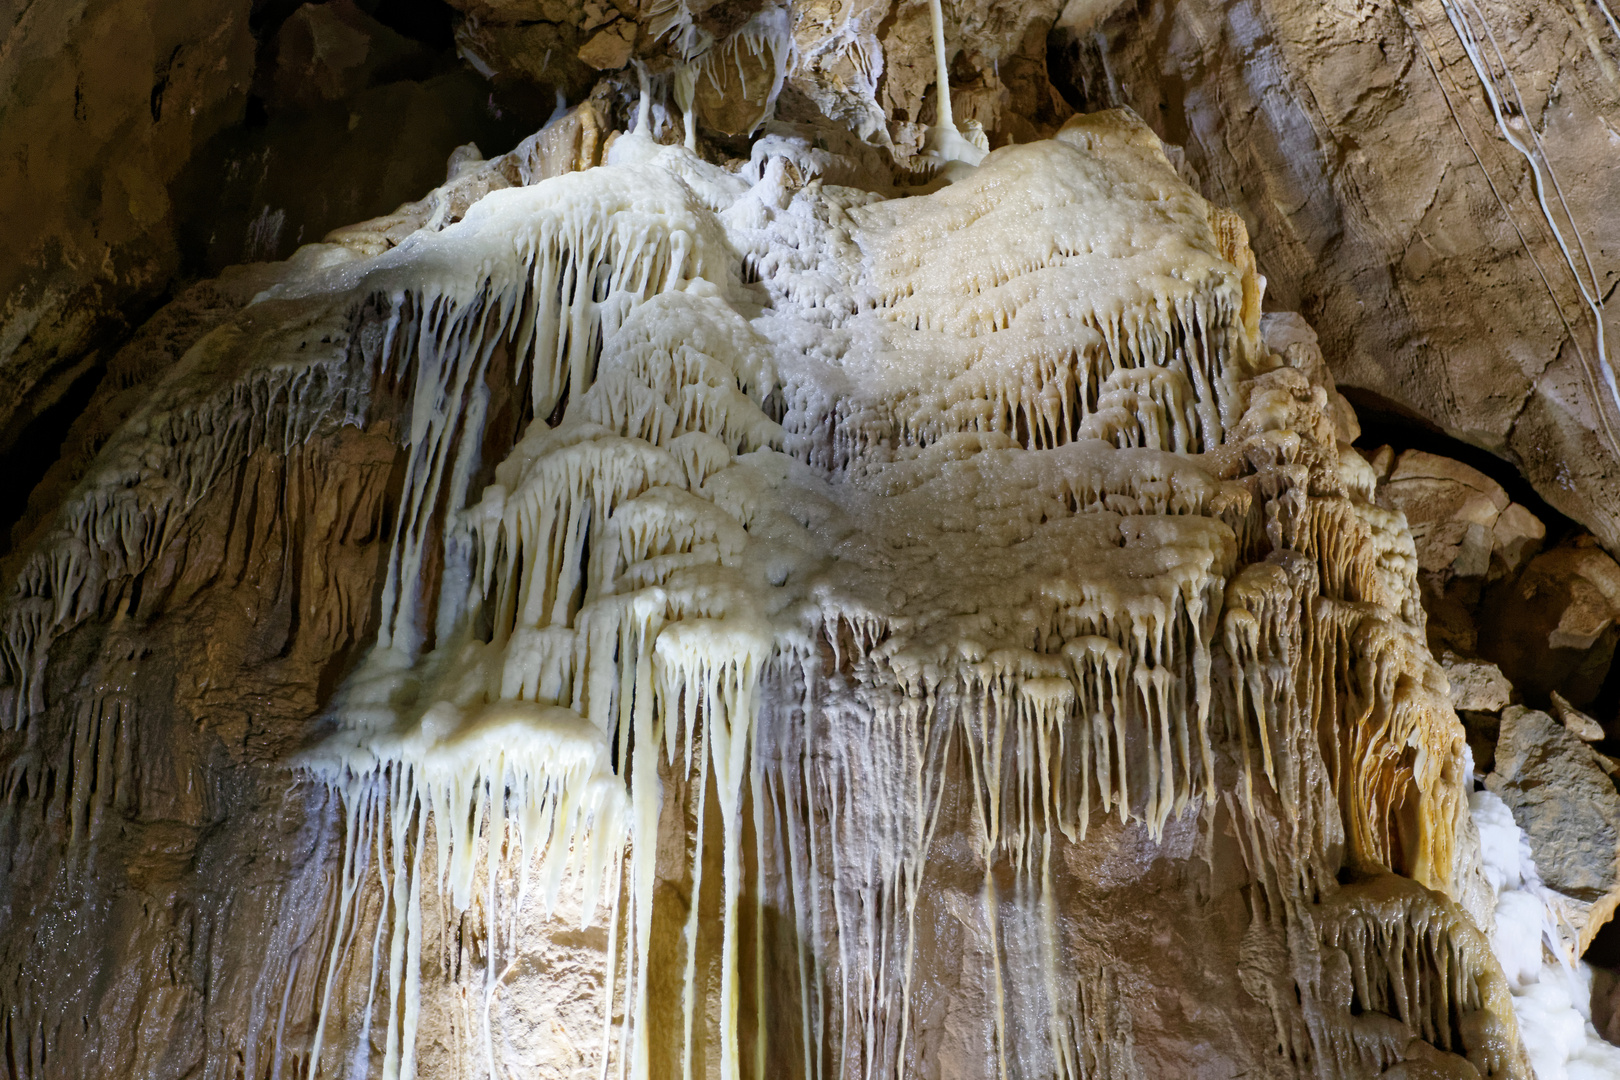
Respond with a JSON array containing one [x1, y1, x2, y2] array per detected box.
[[0, 99, 1537, 1077], [224, 104, 1534, 1079]]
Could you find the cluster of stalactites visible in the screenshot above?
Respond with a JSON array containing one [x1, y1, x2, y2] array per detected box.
[[1310, 878, 1526, 1078], [1210, 361, 1462, 897], [657, 1, 795, 143], [758, 117, 1262, 477], [296, 140, 802, 1077], [279, 109, 1491, 1080], [314, 160, 742, 663], [306, 705, 628, 1080], [1, 356, 357, 730]]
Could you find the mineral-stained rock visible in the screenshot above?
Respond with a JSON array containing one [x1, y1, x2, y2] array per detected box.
[[1486, 705, 1620, 948]]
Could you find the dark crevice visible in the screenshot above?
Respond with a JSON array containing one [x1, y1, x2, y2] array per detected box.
[[356, 0, 458, 50], [1343, 385, 1581, 546], [0, 353, 114, 561]]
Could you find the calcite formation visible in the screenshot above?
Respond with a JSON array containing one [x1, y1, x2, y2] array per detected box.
[[12, 76, 1608, 1076]]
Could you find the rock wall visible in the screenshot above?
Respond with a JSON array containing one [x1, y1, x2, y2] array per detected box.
[[1067, 0, 1620, 553], [4, 0, 1618, 559], [0, 0, 254, 464]]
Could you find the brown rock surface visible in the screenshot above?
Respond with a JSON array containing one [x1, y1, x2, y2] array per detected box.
[[1073, 0, 1620, 558], [1442, 653, 1513, 714], [0, 0, 255, 460], [1486, 705, 1620, 948], [1478, 540, 1620, 707], [1380, 451, 1510, 579]]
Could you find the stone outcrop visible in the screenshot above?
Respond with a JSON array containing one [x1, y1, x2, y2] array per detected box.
[[1487, 706, 1620, 950], [1376, 451, 1537, 582], [1357, 438, 1620, 715], [1073, 0, 1620, 559], [1551, 690, 1608, 744], [1443, 653, 1513, 714]]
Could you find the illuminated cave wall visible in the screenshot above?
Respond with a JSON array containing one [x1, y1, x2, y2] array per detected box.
[[3, 2, 1620, 1078]]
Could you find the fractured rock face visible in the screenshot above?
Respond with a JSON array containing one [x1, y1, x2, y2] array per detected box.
[[1379, 452, 1513, 580], [1487, 705, 1620, 949], [1442, 653, 1513, 714], [1072, 0, 1620, 561], [1478, 540, 1620, 708]]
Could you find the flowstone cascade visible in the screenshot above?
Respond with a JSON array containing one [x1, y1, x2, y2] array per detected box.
[[0, 107, 1545, 1079]]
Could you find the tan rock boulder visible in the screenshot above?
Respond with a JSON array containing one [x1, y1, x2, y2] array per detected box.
[[1493, 504, 1546, 576], [1486, 705, 1620, 950], [1441, 652, 1512, 713], [1377, 451, 1514, 578], [577, 21, 636, 71], [1551, 690, 1606, 743]]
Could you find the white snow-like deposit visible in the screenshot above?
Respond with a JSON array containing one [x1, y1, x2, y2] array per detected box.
[[1471, 786, 1620, 1078]]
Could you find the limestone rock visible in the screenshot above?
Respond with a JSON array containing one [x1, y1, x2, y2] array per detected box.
[[1595, 967, 1620, 1047], [1551, 690, 1606, 744], [692, 34, 781, 137], [1486, 705, 1620, 948], [0, 109, 1537, 1080], [1261, 312, 1359, 442], [1441, 653, 1512, 714], [1478, 540, 1620, 707], [1074, 0, 1620, 560], [1493, 504, 1546, 576], [268, 1, 435, 111], [453, 18, 599, 97], [2, 0, 1604, 1071], [577, 22, 636, 71], [0, 0, 255, 463], [1378, 451, 1508, 579]]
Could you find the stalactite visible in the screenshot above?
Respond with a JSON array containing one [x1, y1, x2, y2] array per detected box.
[[0, 98, 1538, 1079]]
